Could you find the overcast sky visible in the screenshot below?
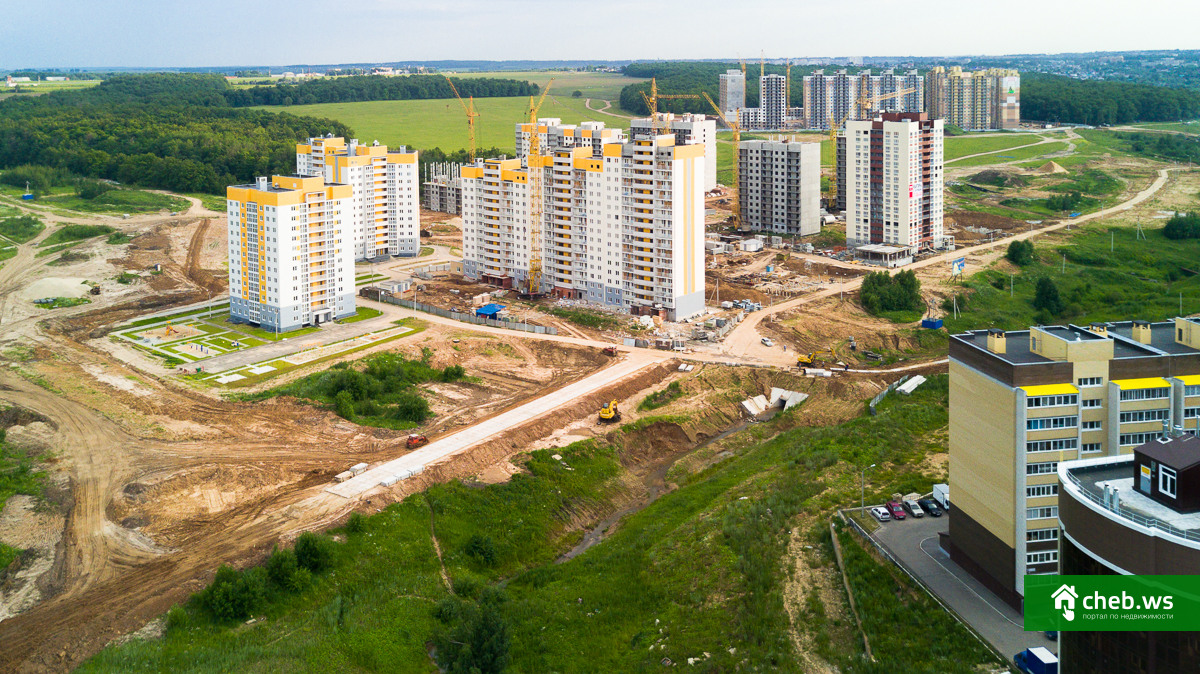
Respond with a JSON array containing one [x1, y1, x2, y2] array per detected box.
[[2, 0, 1196, 69]]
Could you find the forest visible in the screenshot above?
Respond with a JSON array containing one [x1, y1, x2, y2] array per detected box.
[[226, 74, 537, 107]]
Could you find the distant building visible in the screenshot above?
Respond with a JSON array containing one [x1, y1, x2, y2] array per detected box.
[[737, 140, 821, 236], [296, 135, 420, 260], [924, 67, 1020, 130], [515, 118, 624, 164], [803, 69, 923, 130], [759, 74, 788, 130], [423, 162, 462, 215], [842, 112, 945, 253], [226, 175, 355, 332], [718, 69, 746, 118], [630, 113, 717, 191]]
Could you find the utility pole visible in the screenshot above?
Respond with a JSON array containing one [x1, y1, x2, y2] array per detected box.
[[1010, 273, 1014, 298], [861, 463, 876, 518]]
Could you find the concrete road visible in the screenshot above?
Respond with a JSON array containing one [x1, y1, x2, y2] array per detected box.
[[326, 351, 668, 498], [868, 512, 1057, 660]]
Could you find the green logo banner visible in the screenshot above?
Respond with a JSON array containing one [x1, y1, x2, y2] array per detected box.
[[1026, 575, 1200, 631]]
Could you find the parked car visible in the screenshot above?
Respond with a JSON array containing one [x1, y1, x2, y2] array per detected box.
[[918, 498, 943, 517], [903, 499, 925, 518], [1013, 647, 1058, 674], [870, 506, 891, 522], [1044, 631, 1058, 641], [886, 501, 906, 520], [761, 338, 774, 347]]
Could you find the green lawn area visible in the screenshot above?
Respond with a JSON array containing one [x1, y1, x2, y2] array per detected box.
[[0, 246, 15, 264], [183, 192, 228, 212], [943, 133, 1044, 161], [948, 141, 1070, 168], [38, 189, 189, 215], [334, 307, 382, 324], [1127, 121, 1200, 135], [123, 304, 230, 328], [39, 224, 115, 247], [207, 314, 320, 342], [0, 214, 45, 244]]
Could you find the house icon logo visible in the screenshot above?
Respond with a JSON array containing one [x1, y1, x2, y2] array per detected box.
[[1053, 584, 1078, 621]]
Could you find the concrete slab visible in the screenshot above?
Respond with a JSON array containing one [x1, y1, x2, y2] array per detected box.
[[214, 373, 245, 384], [247, 365, 275, 375]]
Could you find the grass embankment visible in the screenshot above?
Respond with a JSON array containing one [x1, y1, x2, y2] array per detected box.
[[334, 307, 382, 324], [944, 222, 1200, 333], [0, 214, 44, 243], [0, 428, 48, 573], [948, 141, 1069, 168], [942, 134, 1043, 161], [83, 375, 995, 673], [39, 224, 115, 247], [546, 306, 621, 330], [38, 189, 189, 214]]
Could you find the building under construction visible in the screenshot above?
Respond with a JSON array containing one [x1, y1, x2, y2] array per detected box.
[[422, 162, 463, 215]]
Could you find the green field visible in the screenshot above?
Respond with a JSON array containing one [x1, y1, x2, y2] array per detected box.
[[943, 134, 1044, 161], [39, 224, 115, 247], [37, 189, 189, 215], [1128, 121, 1200, 135], [948, 141, 1070, 168], [450, 70, 643, 101]]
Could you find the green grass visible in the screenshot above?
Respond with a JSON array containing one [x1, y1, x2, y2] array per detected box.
[[334, 307, 382, 324], [1045, 168, 1122, 196], [419, 246, 434, 257], [183, 192, 228, 212], [34, 296, 91, 309], [1127, 121, 1200, 135], [210, 314, 320, 342], [637, 381, 683, 411], [38, 189, 189, 215], [83, 373, 975, 673], [0, 214, 44, 244], [942, 134, 1044, 161], [453, 70, 644, 101], [546, 306, 621, 330], [943, 223, 1200, 334], [0, 429, 47, 521], [999, 194, 1102, 217], [0, 542, 20, 573], [123, 304, 231, 328], [0, 246, 15, 264], [39, 224, 115, 247], [106, 231, 133, 245], [947, 141, 1070, 168]]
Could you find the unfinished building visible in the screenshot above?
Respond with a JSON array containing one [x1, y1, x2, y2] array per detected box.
[[423, 162, 463, 215], [737, 140, 821, 236]]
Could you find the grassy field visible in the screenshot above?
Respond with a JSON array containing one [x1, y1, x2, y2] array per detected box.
[[82, 375, 989, 673], [943, 134, 1044, 161], [450, 70, 643, 101], [1128, 121, 1200, 135], [37, 189, 189, 215], [948, 141, 1070, 168], [0, 215, 44, 244], [39, 224, 115, 247]]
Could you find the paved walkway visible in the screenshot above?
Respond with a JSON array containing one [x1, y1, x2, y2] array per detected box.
[[326, 351, 667, 498]]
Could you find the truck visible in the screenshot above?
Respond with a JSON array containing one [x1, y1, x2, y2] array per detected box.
[[933, 483, 950, 511], [1013, 647, 1058, 674]]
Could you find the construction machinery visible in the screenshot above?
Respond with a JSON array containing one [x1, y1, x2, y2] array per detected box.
[[825, 86, 919, 208], [602, 346, 618, 357], [797, 348, 836, 367], [639, 78, 700, 135], [444, 75, 480, 163], [406, 434, 429, 449], [524, 79, 554, 297], [598, 400, 621, 424], [701, 91, 741, 227]]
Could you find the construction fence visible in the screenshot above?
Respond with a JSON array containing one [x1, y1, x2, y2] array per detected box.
[[867, 375, 910, 416], [362, 288, 558, 336]]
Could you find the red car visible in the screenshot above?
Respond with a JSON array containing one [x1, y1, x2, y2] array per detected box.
[[886, 501, 907, 520]]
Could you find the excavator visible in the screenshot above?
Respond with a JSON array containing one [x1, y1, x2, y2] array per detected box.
[[598, 400, 621, 424], [797, 348, 836, 367]]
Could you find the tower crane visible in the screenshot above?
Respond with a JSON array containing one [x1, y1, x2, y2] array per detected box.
[[524, 79, 553, 296], [826, 86, 919, 208], [640, 78, 701, 135], [701, 91, 741, 227], [443, 75, 480, 163]]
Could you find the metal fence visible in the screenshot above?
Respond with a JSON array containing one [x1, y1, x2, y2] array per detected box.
[[868, 375, 910, 415], [1065, 470, 1200, 543], [364, 289, 557, 335]]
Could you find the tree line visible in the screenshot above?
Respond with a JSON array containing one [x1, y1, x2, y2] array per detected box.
[[1021, 73, 1200, 125], [226, 75, 538, 107]]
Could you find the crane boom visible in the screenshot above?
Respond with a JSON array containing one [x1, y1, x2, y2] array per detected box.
[[640, 78, 700, 135], [443, 75, 480, 163], [525, 79, 554, 296], [701, 91, 740, 227]]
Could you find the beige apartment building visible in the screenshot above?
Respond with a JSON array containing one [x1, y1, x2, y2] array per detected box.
[[925, 67, 1020, 131], [948, 319, 1200, 608]]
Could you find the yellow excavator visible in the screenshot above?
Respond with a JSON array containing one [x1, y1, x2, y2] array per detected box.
[[598, 400, 621, 423], [797, 348, 836, 367]]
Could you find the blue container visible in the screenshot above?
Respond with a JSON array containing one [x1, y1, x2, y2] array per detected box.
[[21, 193, 34, 200], [921, 318, 943, 330]]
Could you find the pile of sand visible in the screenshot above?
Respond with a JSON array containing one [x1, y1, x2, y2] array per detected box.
[[1035, 161, 1068, 174], [20, 277, 90, 301]]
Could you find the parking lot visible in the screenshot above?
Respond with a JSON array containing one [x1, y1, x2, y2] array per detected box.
[[864, 509, 1058, 661]]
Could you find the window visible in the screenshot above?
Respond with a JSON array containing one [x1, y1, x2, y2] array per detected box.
[[1027, 550, 1059, 564], [1027, 416, 1078, 431], [1027, 528, 1059, 542], [1027, 394, 1078, 408], [1082, 398, 1103, 408], [1160, 466, 1178, 498], [1027, 462, 1058, 475], [1120, 387, 1169, 401], [1027, 484, 1059, 498], [1027, 506, 1059, 520], [1187, 408, 1200, 419], [1121, 432, 1164, 446], [1027, 439, 1078, 453], [1185, 385, 1200, 397], [1082, 443, 1103, 453], [1077, 377, 1103, 387], [1082, 420, 1102, 430], [1120, 409, 1170, 424]]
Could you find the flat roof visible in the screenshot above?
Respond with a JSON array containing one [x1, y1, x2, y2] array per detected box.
[[856, 244, 909, 254], [1109, 320, 1200, 356], [953, 329, 1052, 365], [1065, 458, 1200, 533]]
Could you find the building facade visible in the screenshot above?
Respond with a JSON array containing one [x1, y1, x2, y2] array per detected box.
[[759, 74, 788, 130], [226, 175, 355, 333], [515, 119, 624, 164], [803, 69, 924, 130], [737, 140, 821, 236], [630, 113, 717, 191], [1059, 449, 1200, 673], [460, 135, 705, 320], [718, 68, 746, 118], [842, 112, 944, 252], [423, 162, 463, 215], [947, 319, 1200, 608], [295, 135, 420, 260], [925, 67, 1020, 131]]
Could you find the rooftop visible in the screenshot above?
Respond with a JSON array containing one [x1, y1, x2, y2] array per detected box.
[[1063, 456, 1200, 544], [953, 329, 1049, 365], [1137, 434, 1200, 470], [952, 320, 1191, 365], [1109, 320, 1200, 356]]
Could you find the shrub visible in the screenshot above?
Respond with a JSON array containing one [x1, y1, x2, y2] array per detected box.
[[859, 270, 923, 315], [75, 179, 115, 200], [440, 364, 465, 382], [1005, 239, 1035, 266], [197, 565, 266, 621], [345, 511, 366, 534], [463, 533, 498, 567], [1163, 212, 1200, 240], [334, 390, 355, 419], [294, 532, 336, 574], [1033, 277, 1064, 316], [433, 589, 511, 674], [265, 546, 312, 593]]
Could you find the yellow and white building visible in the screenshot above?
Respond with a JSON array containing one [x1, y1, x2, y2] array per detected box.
[[226, 175, 355, 332], [460, 134, 706, 320], [296, 135, 420, 260], [948, 319, 1200, 608]]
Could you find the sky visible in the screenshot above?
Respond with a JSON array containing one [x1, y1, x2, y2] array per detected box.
[[1, 0, 1197, 69]]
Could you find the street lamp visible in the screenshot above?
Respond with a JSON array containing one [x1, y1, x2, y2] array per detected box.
[[861, 463, 876, 520]]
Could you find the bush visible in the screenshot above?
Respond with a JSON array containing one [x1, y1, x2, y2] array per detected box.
[[0, 165, 72, 195], [572, 90, 583, 98], [859, 270, 923, 315], [433, 589, 511, 674], [463, 533, 498, 567], [197, 565, 266, 622], [345, 512, 366, 534], [75, 179, 115, 200], [1163, 212, 1200, 240], [1005, 239, 1035, 266], [638, 381, 683, 411], [294, 532, 336, 574], [334, 390, 355, 419], [0, 215, 44, 243], [1033, 277, 1065, 316]]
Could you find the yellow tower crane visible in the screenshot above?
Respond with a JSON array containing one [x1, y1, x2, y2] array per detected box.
[[826, 86, 919, 207], [524, 79, 554, 296], [640, 78, 702, 135], [443, 75, 480, 163], [701, 91, 741, 227]]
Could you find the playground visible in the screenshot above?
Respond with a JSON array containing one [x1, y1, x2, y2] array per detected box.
[[115, 306, 271, 367]]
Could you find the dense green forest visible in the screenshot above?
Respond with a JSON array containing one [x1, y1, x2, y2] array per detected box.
[[1021, 73, 1200, 125], [227, 75, 537, 107]]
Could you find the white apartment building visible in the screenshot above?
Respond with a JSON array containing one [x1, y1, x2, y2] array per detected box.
[[629, 113, 717, 191], [718, 68, 745, 118], [296, 135, 420, 260], [759, 74, 788, 130], [226, 175, 356, 333], [843, 112, 944, 254], [461, 135, 706, 320], [803, 69, 924, 130], [515, 119, 625, 164], [738, 140, 821, 236]]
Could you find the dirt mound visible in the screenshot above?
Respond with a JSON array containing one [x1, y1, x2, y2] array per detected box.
[[945, 210, 1026, 232], [968, 170, 1028, 188], [1035, 161, 1068, 174]]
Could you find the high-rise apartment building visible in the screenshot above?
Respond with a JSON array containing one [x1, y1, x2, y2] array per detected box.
[[718, 68, 745, 118], [295, 135, 420, 260], [948, 318, 1200, 608], [759, 74, 788, 130], [842, 112, 944, 252], [925, 67, 1020, 131], [737, 140, 821, 236], [630, 113, 717, 191], [460, 135, 705, 320], [422, 162, 462, 215], [226, 175, 355, 332], [515, 119, 624, 164], [803, 69, 924, 130]]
